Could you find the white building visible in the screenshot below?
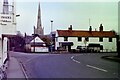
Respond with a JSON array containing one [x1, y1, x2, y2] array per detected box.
[[30, 36, 49, 53], [0, 0, 16, 35], [0, 0, 16, 67], [55, 25, 117, 52], [25, 35, 49, 53]]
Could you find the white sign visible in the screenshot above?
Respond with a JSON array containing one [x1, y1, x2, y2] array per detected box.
[[0, 15, 12, 25]]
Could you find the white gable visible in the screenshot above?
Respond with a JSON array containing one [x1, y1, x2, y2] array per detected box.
[[31, 36, 44, 43]]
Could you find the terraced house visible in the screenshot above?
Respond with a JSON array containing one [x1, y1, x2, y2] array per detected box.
[[55, 24, 118, 53]]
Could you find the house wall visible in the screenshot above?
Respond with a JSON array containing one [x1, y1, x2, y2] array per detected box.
[[0, 37, 8, 67], [0, 38, 2, 67], [3, 37, 8, 63], [56, 37, 117, 52], [31, 47, 48, 52], [55, 37, 64, 50]]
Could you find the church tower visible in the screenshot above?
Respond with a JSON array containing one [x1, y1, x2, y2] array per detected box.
[[0, 0, 16, 35], [34, 2, 44, 35]]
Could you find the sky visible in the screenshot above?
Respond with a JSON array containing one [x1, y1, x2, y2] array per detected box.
[[1, 0, 119, 35]]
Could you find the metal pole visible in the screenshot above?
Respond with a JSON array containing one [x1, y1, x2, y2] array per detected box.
[[51, 20, 53, 33], [50, 20, 53, 53], [34, 26, 35, 52]]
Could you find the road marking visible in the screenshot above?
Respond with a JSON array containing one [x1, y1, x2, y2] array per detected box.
[[71, 56, 81, 64], [71, 55, 108, 73], [73, 59, 81, 63], [86, 65, 108, 72], [19, 62, 29, 80], [71, 56, 74, 59]]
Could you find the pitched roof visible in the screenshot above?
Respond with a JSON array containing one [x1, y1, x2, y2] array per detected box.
[[57, 30, 116, 37], [25, 35, 34, 44], [25, 35, 51, 45], [31, 36, 44, 43]]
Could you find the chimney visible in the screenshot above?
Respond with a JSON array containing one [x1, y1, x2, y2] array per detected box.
[[24, 32, 27, 37], [89, 26, 92, 32], [99, 24, 103, 32], [68, 25, 72, 30]]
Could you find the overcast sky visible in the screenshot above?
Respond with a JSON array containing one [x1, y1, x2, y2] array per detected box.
[[1, 0, 119, 35]]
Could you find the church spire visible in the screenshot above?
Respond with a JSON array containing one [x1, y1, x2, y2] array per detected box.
[[37, 2, 42, 29], [3, 0, 9, 14], [35, 2, 43, 35]]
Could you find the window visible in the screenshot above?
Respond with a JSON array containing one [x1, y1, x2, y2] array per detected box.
[[85, 37, 89, 41], [99, 37, 103, 42], [78, 37, 82, 41], [109, 37, 112, 42], [64, 37, 68, 41]]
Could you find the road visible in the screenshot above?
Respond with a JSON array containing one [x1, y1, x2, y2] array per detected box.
[[9, 52, 119, 79]]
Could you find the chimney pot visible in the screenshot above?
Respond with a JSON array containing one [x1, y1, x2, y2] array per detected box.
[[99, 24, 103, 32], [68, 25, 72, 30], [89, 26, 92, 32]]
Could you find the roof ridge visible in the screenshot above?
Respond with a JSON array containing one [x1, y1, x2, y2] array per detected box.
[[57, 30, 116, 37]]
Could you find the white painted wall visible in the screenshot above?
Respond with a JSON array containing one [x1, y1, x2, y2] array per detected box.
[[0, 1, 2, 14], [31, 47, 48, 52], [69, 37, 78, 49], [30, 36, 49, 52], [0, 0, 17, 35], [0, 37, 8, 67], [55, 37, 64, 50], [3, 37, 8, 63], [0, 39, 2, 67], [56, 36, 117, 52], [0, 14, 16, 35]]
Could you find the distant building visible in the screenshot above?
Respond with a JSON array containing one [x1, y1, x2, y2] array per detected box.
[[55, 24, 117, 52], [34, 2, 44, 35], [30, 36, 48, 52], [25, 34, 49, 53]]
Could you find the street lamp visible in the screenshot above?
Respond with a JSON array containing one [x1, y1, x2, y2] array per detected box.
[[51, 20, 53, 33], [50, 20, 53, 53]]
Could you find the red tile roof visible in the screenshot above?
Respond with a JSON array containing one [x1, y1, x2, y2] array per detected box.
[[57, 30, 116, 37]]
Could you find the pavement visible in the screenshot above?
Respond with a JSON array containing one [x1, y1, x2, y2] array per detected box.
[[6, 57, 26, 79], [101, 56, 120, 63]]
